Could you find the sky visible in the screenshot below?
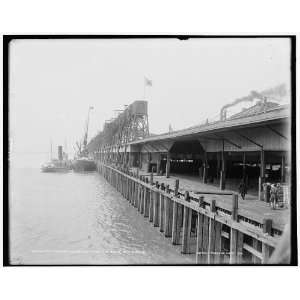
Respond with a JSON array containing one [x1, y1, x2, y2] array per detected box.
[[9, 38, 291, 166]]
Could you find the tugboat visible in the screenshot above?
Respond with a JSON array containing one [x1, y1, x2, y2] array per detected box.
[[72, 106, 97, 172], [41, 145, 71, 173]]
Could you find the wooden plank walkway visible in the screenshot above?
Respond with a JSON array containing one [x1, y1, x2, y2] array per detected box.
[[132, 169, 290, 232]]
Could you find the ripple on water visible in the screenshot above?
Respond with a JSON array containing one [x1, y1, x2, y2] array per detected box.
[[10, 169, 194, 264]]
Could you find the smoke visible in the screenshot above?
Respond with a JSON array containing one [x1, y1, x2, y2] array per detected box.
[[260, 83, 287, 100], [221, 83, 287, 113]]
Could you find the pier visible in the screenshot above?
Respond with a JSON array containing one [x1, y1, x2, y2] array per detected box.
[[97, 162, 280, 264], [88, 96, 291, 264]]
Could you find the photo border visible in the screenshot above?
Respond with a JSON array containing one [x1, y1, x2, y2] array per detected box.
[[3, 34, 297, 266]]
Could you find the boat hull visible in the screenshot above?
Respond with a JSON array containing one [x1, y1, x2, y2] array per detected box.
[[72, 159, 96, 172], [41, 166, 70, 173]]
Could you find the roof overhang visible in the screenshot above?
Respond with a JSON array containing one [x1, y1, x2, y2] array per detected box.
[[129, 106, 290, 146]]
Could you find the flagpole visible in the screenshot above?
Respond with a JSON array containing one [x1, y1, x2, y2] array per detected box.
[[143, 77, 146, 99]]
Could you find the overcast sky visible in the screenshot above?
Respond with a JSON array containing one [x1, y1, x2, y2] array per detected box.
[[9, 38, 290, 165]]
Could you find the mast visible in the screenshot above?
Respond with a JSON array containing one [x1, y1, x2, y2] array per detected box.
[[50, 139, 53, 161], [82, 106, 93, 154]]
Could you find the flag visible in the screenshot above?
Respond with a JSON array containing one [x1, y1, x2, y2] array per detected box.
[[144, 76, 152, 87]]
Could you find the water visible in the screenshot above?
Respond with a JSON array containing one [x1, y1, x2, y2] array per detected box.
[[9, 167, 194, 265]]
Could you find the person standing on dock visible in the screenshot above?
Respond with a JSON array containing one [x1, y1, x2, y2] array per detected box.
[[270, 184, 278, 209], [238, 180, 247, 200]]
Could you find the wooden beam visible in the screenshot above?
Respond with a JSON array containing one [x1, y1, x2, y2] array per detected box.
[[230, 194, 241, 264], [281, 155, 285, 182], [159, 183, 165, 232], [242, 152, 246, 180], [142, 144, 153, 152], [207, 200, 217, 264], [214, 133, 242, 149], [220, 140, 226, 190], [155, 142, 169, 152], [266, 125, 288, 140], [262, 219, 273, 264], [196, 196, 205, 264], [144, 178, 149, 218], [172, 179, 182, 245], [164, 185, 173, 237], [166, 151, 171, 178], [182, 191, 192, 254], [153, 181, 160, 227], [235, 131, 263, 148], [203, 151, 208, 184], [148, 143, 161, 152]]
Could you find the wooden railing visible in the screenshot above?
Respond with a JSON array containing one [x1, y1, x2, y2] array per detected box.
[[97, 162, 280, 264]]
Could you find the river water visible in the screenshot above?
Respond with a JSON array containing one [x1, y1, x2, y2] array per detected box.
[[9, 167, 194, 265]]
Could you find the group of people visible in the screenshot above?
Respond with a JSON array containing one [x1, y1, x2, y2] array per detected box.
[[238, 180, 284, 210], [265, 182, 283, 210]]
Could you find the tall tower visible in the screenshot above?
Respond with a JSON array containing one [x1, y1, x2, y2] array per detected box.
[[87, 100, 149, 152]]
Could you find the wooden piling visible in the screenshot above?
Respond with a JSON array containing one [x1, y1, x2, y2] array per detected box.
[[126, 177, 129, 201], [207, 200, 222, 264], [129, 179, 132, 205], [149, 184, 154, 223], [214, 221, 222, 264], [196, 196, 205, 264], [164, 184, 173, 237], [131, 180, 135, 206], [140, 177, 145, 214], [153, 181, 160, 227], [182, 191, 192, 254], [159, 183, 165, 232], [172, 179, 182, 245], [134, 180, 138, 208], [137, 181, 141, 212], [252, 239, 261, 264], [144, 178, 149, 218], [262, 218, 273, 264], [229, 194, 243, 264]]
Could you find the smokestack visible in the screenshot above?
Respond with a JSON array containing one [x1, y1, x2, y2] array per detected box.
[[58, 146, 63, 161]]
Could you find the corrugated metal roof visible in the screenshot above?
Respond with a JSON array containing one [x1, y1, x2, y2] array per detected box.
[[129, 104, 289, 145], [229, 101, 279, 120]]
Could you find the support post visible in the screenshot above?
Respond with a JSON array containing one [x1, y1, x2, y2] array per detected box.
[[164, 184, 173, 237], [262, 219, 273, 264], [157, 153, 161, 175], [182, 191, 192, 254], [242, 151, 246, 182], [134, 180, 138, 208], [196, 196, 205, 264], [216, 152, 220, 180], [159, 183, 165, 232], [150, 167, 154, 184], [203, 151, 207, 184], [166, 151, 171, 178], [229, 194, 243, 264], [220, 140, 226, 190], [140, 177, 144, 214], [281, 155, 285, 183], [149, 188, 154, 222], [172, 179, 182, 245], [208, 200, 217, 264], [153, 181, 160, 227], [252, 239, 261, 264], [144, 178, 149, 218], [137, 180, 141, 212], [259, 149, 265, 201]]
